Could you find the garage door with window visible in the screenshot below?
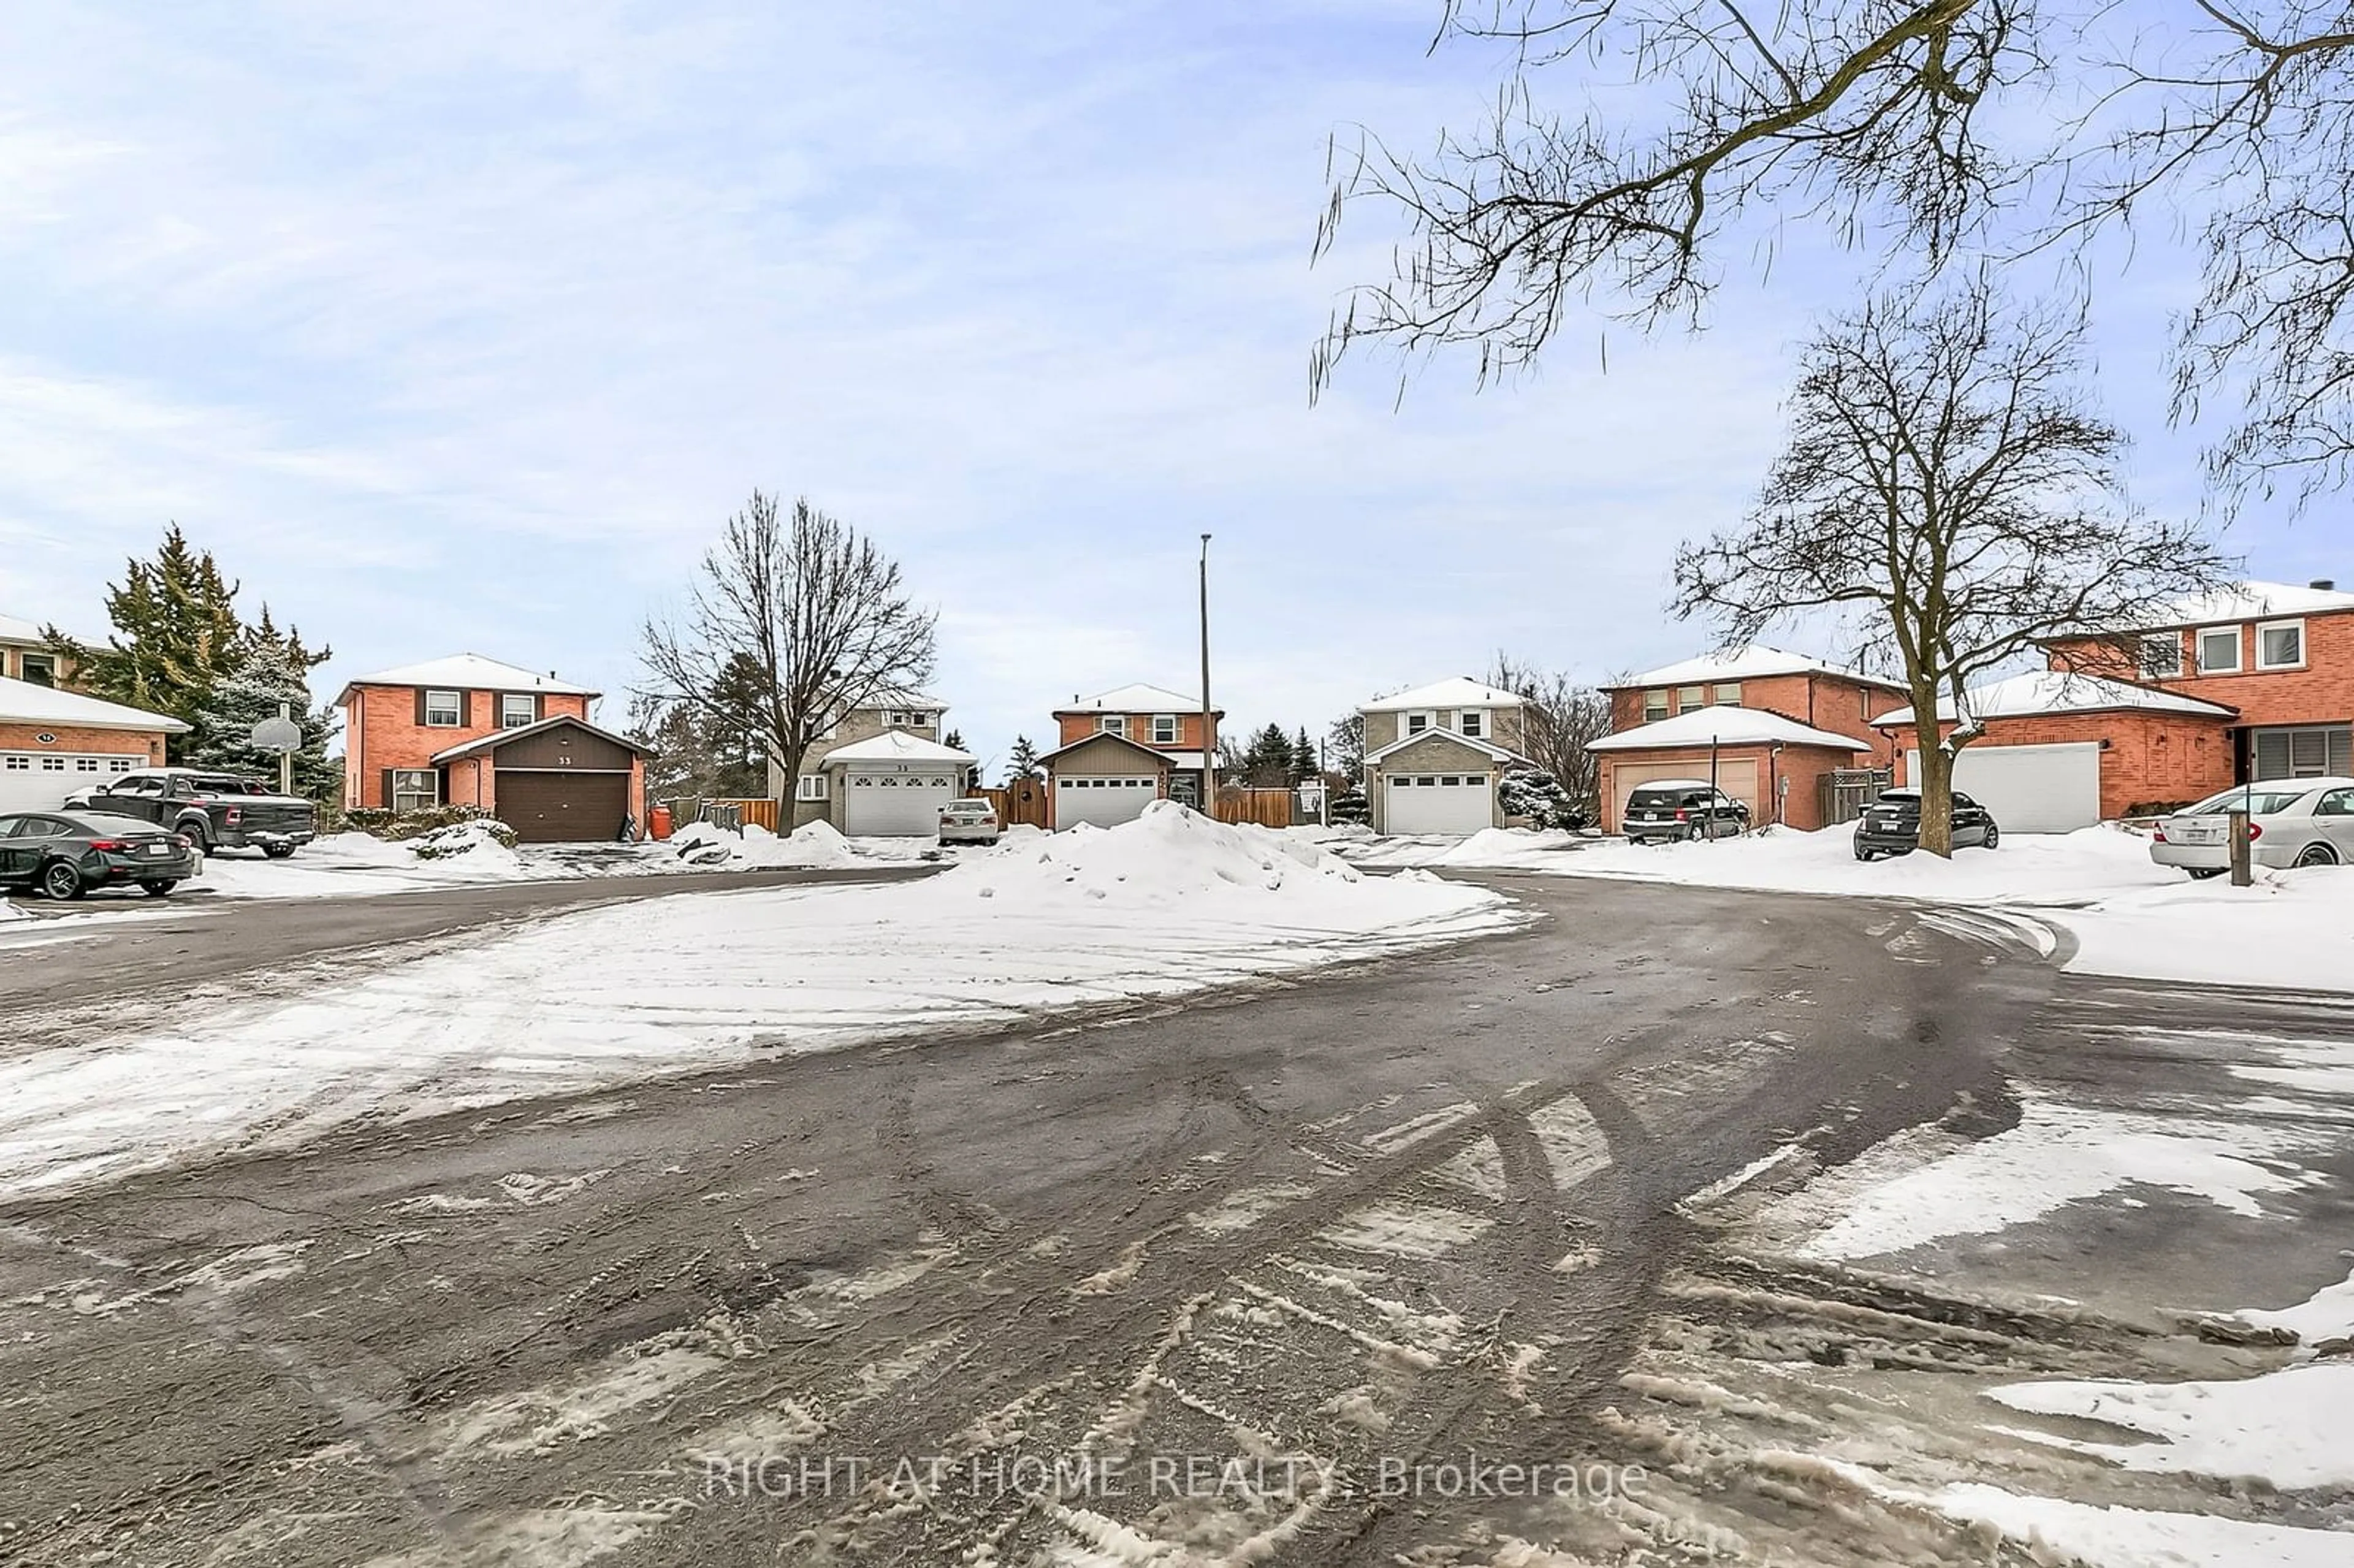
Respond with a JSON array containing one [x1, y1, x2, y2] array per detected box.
[[1055, 775, 1160, 831], [1384, 772, 1493, 835], [0, 752, 143, 813], [845, 770, 957, 836]]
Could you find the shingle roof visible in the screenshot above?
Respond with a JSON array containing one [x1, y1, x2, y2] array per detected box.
[[427, 714, 653, 763], [1869, 671, 2240, 726], [1613, 645, 1908, 691], [1587, 707, 1873, 753]]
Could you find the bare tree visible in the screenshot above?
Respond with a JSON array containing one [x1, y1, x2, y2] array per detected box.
[[1488, 653, 1612, 812], [1314, 0, 2354, 500], [639, 492, 937, 806], [1674, 281, 2234, 855], [1326, 712, 1368, 778]]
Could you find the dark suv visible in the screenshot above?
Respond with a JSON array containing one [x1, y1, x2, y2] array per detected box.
[[67, 768, 317, 856], [1853, 787, 2000, 859], [1621, 781, 1751, 843]]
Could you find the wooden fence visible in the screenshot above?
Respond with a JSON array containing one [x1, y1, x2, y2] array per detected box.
[[980, 779, 1050, 830], [1213, 786, 1294, 829], [702, 797, 782, 833]]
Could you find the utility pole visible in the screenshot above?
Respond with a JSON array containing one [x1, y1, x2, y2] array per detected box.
[[1199, 534, 1215, 815]]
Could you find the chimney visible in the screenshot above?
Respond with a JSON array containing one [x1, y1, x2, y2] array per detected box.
[[2313, 579, 2337, 592]]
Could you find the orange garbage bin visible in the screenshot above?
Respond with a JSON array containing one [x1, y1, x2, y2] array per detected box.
[[649, 804, 673, 840]]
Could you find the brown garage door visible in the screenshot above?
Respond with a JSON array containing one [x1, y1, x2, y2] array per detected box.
[[495, 770, 630, 843]]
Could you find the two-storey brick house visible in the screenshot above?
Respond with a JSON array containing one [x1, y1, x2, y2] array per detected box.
[[1592, 649, 1901, 832], [1358, 677, 1534, 835], [337, 653, 650, 841], [766, 692, 970, 837], [1038, 684, 1222, 831]]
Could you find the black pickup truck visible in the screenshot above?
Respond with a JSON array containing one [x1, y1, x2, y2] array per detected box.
[[66, 767, 318, 856]]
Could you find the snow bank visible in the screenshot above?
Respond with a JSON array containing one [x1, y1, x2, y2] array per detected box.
[[0, 804, 1518, 1196], [2241, 1266, 2354, 1345], [1924, 1484, 2348, 1568], [407, 820, 525, 872], [1988, 1363, 2354, 1489], [671, 820, 860, 870], [2056, 866, 2354, 993]]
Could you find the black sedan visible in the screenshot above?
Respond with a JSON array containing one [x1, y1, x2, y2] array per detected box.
[[1853, 788, 2002, 859], [0, 810, 201, 899]]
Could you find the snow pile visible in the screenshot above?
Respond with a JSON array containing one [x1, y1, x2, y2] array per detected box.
[[407, 819, 525, 870], [671, 820, 860, 870], [0, 804, 1518, 1195], [2055, 866, 2354, 992], [2241, 1266, 2354, 1345], [0, 899, 28, 923], [1987, 1363, 2354, 1490], [955, 801, 1362, 905]]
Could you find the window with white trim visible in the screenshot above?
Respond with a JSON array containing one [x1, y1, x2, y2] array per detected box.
[[2257, 619, 2306, 670], [1151, 715, 1178, 744], [2, 756, 26, 771], [1714, 683, 1742, 706], [1642, 690, 1669, 722], [40, 756, 63, 771], [390, 768, 439, 812], [1677, 685, 1705, 712], [1405, 711, 1432, 736], [499, 693, 536, 728], [17, 653, 55, 687], [796, 774, 829, 801], [1458, 710, 1485, 738], [424, 689, 462, 726], [2138, 633, 2184, 679], [1099, 715, 1127, 737], [2196, 627, 2241, 674]]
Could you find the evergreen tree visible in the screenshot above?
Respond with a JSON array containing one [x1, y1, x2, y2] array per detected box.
[[1241, 722, 1295, 786], [186, 638, 340, 797], [1003, 735, 1042, 783], [1291, 727, 1318, 786]]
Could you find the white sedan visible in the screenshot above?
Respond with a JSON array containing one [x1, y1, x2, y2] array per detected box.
[[2150, 778, 2354, 877]]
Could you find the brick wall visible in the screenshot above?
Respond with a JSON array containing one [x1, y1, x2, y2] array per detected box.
[[343, 685, 592, 809], [1054, 710, 1217, 753], [1597, 740, 1863, 832], [1884, 710, 2236, 820], [1605, 672, 1900, 765], [0, 723, 170, 761], [2050, 609, 2354, 730]]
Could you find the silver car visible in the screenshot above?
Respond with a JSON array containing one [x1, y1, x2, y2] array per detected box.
[[937, 798, 1002, 846], [2150, 778, 2354, 877]]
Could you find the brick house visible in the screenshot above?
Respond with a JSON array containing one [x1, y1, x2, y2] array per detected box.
[[1872, 671, 2241, 829], [0, 675, 186, 813], [765, 691, 953, 831], [1358, 677, 1533, 835], [0, 612, 77, 689], [1594, 648, 1904, 831], [2046, 579, 2354, 785], [336, 654, 650, 841], [1042, 684, 1222, 830]]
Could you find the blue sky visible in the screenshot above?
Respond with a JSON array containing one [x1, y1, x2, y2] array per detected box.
[[0, 2, 2341, 776]]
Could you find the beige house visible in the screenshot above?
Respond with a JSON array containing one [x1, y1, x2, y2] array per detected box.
[[770, 691, 951, 829], [0, 612, 74, 688], [1359, 677, 1533, 835]]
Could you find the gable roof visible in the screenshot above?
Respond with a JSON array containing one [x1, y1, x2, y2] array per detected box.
[[847, 688, 948, 712], [1036, 730, 1182, 768], [821, 729, 975, 766], [0, 674, 189, 733], [1612, 645, 1909, 692], [1588, 707, 1873, 753], [1360, 676, 1525, 714], [1870, 671, 2241, 727], [427, 713, 652, 764], [1365, 728, 1529, 766], [0, 612, 44, 644], [2123, 579, 2354, 631], [1056, 683, 1222, 716], [338, 654, 598, 702]]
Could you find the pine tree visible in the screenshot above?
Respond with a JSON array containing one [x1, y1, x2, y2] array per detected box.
[[1292, 727, 1318, 786], [186, 638, 340, 797], [1242, 723, 1294, 786], [53, 526, 243, 753], [1004, 735, 1041, 784]]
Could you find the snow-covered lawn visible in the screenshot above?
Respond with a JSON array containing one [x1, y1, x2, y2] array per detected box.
[[0, 805, 1518, 1197]]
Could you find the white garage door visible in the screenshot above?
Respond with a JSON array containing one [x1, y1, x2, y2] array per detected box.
[[1906, 742, 2100, 833], [1056, 775, 1159, 831], [844, 769, 959, 836], [1385, 771, 1493, 835], [0, 752, 142, 814]]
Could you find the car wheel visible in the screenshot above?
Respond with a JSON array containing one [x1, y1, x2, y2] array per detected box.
[[2295, 842, 2341, 868], [139, 880, 178, 897], [180, 821, 213, 854], [1684, 824, 1702, 842], [2187, 867, 2228, 880], [264, 843, 297, 859], [39, 861, 84, 900], [1854, 847, 1876, 862], [1981, 824, 2000, 850]]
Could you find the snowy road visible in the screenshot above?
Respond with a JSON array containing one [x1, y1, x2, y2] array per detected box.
[[2, 875, 2350, 1566]]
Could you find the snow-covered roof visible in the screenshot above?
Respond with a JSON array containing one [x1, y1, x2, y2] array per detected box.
[[1366, 729, 1528, 765], [1614, 645, 1908, 691], [1056, 683, 1219, 715], [2135, 579, 2354, 628], [821, 730, 975, 766], [429, 714, 653, 763], [1870, 671, 2240, 727], [1360, 676, 1525, 714], [340, 654, 598, 696], [1037, 730, 1180, 767], [848, 687, 948, 712], [0, 674, 189, 732], [1587, 707, 1873, 753], [1, 612, 44, 644]]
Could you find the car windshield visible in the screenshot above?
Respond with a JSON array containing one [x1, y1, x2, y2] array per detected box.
[[2181, 787, 2313, 816]]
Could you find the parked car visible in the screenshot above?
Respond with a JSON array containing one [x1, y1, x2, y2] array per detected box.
[[939, 798, 1002, 846], [1853, 787, 2001, 859], [65, 767, 316, 856], [1621, 780, 1751, 843], [0, 810, 200, 899], [2150, 778, 2354, 877]]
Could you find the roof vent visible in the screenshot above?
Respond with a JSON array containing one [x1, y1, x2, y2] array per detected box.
[[2314, 579, 2338, 591]]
